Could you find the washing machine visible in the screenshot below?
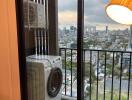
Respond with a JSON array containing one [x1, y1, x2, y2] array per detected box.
[[26, 55, 63, 100]]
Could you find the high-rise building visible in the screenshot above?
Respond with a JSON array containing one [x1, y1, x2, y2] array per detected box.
[[85, 26, 96, 33], [128, 25, 132, 50], [106, 26, 108, 34], [121, 25, 132, 72]]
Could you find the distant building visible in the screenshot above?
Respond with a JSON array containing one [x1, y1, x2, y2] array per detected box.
[[128, 25, 132, 50], [70, 26, 76, 31], [119, 25, 132, 73], [106, 26, 108, 34], [85, 26, 96, 34]]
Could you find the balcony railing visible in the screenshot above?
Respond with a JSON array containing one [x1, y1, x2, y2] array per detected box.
[[59, 48, 132, 100]]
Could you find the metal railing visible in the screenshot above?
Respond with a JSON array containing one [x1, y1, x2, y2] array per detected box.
[[59, 48, 132, 100]]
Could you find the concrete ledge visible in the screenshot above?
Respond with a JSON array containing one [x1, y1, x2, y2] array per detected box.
[[62, 95, 77, 100]]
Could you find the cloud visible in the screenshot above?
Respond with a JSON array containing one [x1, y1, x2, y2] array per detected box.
[[58, 0, 77, 12], [58, 11, 77, 26], [58, 0, 126, 26], [84, 0, 115, 24], [58, 11, 88, 26]]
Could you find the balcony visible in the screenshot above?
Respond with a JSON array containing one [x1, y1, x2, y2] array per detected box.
[[14, 0, 132, 100], [60, 48, 132, 100]]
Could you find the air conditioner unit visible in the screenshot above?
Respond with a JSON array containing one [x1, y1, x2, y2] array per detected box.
[[26, 55, 63, 100], [23, 0, 45, 28], [37, 3, 45, 28]]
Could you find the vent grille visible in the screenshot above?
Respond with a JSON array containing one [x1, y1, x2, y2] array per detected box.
[[23, 1, 45, 28], [27, 62, 45, 100]]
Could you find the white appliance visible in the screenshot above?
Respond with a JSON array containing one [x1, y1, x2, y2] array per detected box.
[[23, 0, 45, 28], [26, 55, 63, 100]]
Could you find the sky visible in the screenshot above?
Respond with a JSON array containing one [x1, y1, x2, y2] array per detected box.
[[58, 0, 129, 30]]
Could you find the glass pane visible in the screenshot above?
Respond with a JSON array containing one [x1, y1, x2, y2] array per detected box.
[[22, 0, 51, 100], [58, 0, 78, 99], [84, 0, 132, 100], [23, 0, 48, 56], [21, 0, 64, 100]]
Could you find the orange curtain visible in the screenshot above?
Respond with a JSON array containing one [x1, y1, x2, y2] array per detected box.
[[0, 0, 21, 100]]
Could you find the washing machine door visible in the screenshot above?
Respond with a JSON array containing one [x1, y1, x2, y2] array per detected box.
[[47, 67, 63, 97]]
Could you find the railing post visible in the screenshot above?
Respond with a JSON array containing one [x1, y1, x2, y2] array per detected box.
[[77, 0, 84, 99]]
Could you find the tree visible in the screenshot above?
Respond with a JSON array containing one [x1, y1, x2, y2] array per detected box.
[[84, 62, 96, 82], [62, 60, 96, 82]]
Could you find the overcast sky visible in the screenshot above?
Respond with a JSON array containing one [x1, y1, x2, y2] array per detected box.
[[58, 0, 129, 30]]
